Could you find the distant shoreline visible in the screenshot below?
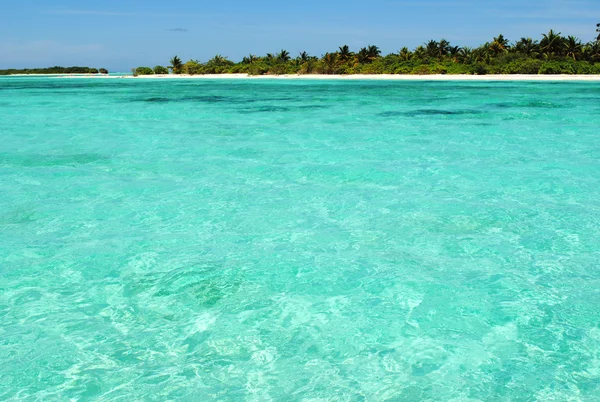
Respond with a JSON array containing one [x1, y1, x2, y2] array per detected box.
[[50, 73, 600, 81], [5, 73, 108, 77]]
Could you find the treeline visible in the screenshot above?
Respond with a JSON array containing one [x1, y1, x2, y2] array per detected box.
[[136, 26, 600, 76], [0, 67, 108, 76]]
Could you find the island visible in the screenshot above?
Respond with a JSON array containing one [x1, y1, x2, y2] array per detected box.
[[129, 27, 600, 76]]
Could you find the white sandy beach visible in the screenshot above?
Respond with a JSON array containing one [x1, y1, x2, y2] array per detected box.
[[7, 73, 600, 81], [73, 73, 600, 81]]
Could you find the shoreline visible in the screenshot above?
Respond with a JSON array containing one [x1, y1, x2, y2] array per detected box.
[[6, 73, 600, 81]]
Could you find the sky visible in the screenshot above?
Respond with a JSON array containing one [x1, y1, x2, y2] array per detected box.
[[1, 0, 599, 71]]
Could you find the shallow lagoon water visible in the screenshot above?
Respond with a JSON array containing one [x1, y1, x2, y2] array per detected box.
[[1, 77, 600, 400]]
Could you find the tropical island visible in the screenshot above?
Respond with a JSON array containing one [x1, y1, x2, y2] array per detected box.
[[0, 66, 108, 75], [133, 26, 600, 76]]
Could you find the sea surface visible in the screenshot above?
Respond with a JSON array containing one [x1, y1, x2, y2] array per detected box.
[[1, 76, 600, 401]]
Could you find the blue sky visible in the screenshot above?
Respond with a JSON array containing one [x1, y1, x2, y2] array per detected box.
[[1, 0, 599, 70]]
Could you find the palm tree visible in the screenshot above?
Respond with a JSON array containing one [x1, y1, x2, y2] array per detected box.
[[277, 50, 290, 62], [366, 45, 381, 61], [493, 34, 510, 49], [581, 40, 600, 62], [242, 54, 257, 64], [169, 55, 183, 74], [356, 47, 369, 64], [514, 37, 539, 57], [298, 51, 310, 63], [338, 45, 352, 62], [457, 47, 473, 63], [448, 45, 460, 61], [489, 34, 509, 56], [323, 52, 339, 74], [540, 29, 565, 57], [399, 47, 412, 61], [413, 45, 426, 60], [437, 39, 450, 59], [473, 46, 490, 63], [425, 40, 438, 58], [209, 54, 231, 66], [564, 36, 583, 61], [597, 23, 600, 42]]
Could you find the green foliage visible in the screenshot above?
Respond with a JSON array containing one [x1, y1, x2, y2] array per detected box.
[[147, 25, 600, 77], [204, 55, 234, 74], [135, 66, 154, 75], [267, 62, 288, 75], [99, 68, 109, 74], [496, 59, 542, 74], [246, 61, 270, 76], [183, 60, 202, 75], [0, 66, 102, 75], [169, 56, 184, 74], [538, 61, 575, 74], [153, 65, 169, 75]]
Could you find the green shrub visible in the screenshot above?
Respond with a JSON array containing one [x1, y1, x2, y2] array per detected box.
[[135, 66, 154, 75], [228, 64, 245, 73], [473, 63, 488, 75], [298, 60, 318, 74], [336, 64, 351, 75], [247, 62, 270, 76], [538, 61, 575, 74], [412, 65, 432, 75], [203, 55, 234, 74], [572, 62, 600, 74], [393, 64, 413, 74], [268, 63, 288, 75], [153, 65, 169, 74], [183, 60, 202, 75], [501, 59, 542, 74], [99, 68, 108, 74]]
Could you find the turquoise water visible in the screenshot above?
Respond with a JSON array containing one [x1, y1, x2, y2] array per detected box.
[[1, 77, 600, 400]]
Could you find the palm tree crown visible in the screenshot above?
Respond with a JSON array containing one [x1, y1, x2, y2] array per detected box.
[[338, 45, 352, 62], [367, 45, 381, 60], [565, 36, 583, 61], [277, 50, 290, 62], [169, 55, 183, 74], [540, 30, 565, 56]]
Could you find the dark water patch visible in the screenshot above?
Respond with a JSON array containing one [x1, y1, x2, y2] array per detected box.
[[0, 209, 37, 225], [184, 95, 229, 103], [564, 96, 600, 102], [0, 152, 108, 168], [144, 97, 171, 103], [378, 111, 409, 117], [489, 101, 562, 109], [239, 106, 292, 113], [297, 105, 329, 110], [150, 263, 243, 307], [379, 109, 483, 117], [0, 82, 109, 91], [489, 102, 515, 109], [139, 95, 243, 104], [523, 101, 561, 109], [141, 95, 229, 103]]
